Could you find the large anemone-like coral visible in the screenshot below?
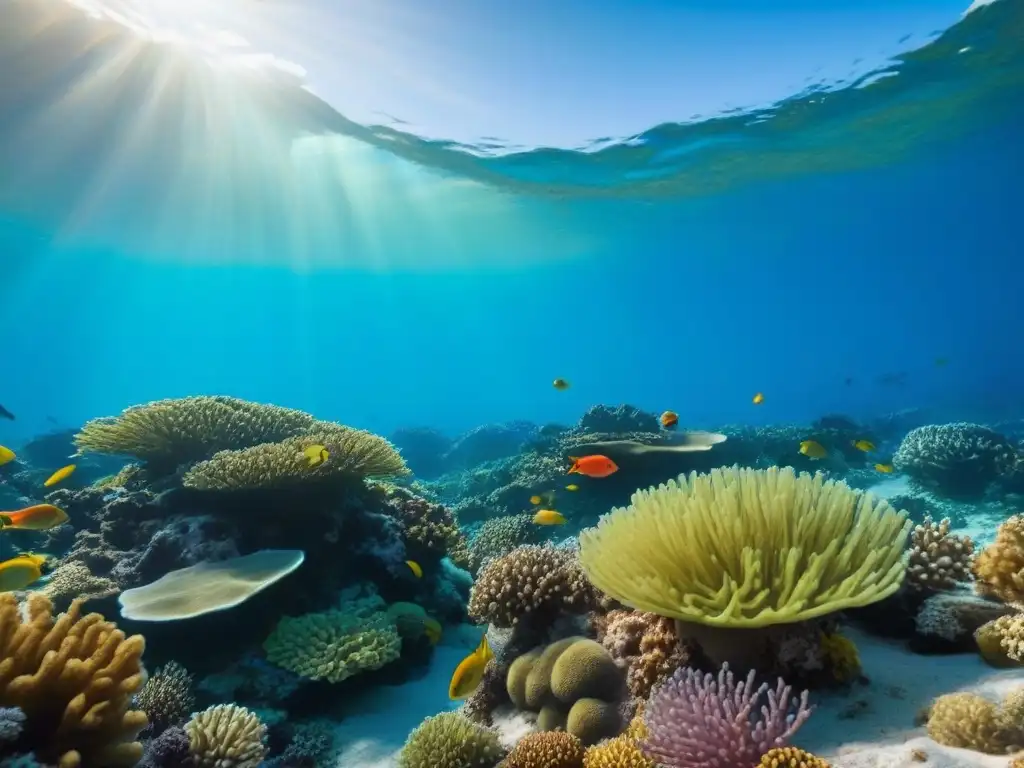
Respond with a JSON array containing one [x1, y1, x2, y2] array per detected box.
[[398, 712, 505, 768], [74, 396, 317, 470], [186, 704, 267, 768], [468, 545, 597, 628], [893, 423, 1020, 498], [580, 466, 909, 629], [0, 593, 148, 766], [182, 426, 408, 490], [973, 515, 1024, 604], [905, 517, 974, 592]]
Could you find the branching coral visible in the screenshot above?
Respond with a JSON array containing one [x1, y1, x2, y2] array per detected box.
[[182, 426, 408, 490], [0, 593, 148, 766], [186, 704, 267, 768], [893, 423, 1020, 498], [398, 712, 505, 768], [926, 690, 1024, 754], [74, 396, 317, 468], [906, 517, 975, 591], [973, 515, 1024, 604], [580, 466, 909, 628], [263, 609, 401, 683], [468, 545, 596, 628], [134, 661, 195, 735], [641, 664, 812, 768]]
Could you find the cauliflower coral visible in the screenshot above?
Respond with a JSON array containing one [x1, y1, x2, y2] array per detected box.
[[973, 514, 1024, 604]]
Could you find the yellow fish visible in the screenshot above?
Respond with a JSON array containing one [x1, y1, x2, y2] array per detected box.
[[303, 445, 329, 467], [851, 440, 875, 453], [424, 618, 443, 645], [529, 491, 555, 507], [533, 509, 566, 526], [0, 553, 53, 592], [43, 464, 77, 487], [552, 378, 570, 391], [0, 446, 15, 466], [0, 504, 69, 532], [752, 393, 765, 405], [449, 634, 493, 700], [565, 484, 579, 492], [406, 560, 423, 578], [799, 440, 827, 459], [874, 463, 894, 473]]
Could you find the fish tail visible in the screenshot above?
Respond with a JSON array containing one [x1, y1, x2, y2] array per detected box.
[[0, 515, 10, 530], [567, 457, 579, 474]]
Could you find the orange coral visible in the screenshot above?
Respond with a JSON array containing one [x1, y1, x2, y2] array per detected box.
[[973, 515, 1024, 604], [503, 732, 585, 768], [759, 747, 831, 768]]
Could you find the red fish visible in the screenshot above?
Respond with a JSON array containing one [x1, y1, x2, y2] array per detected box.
[[660, 410, 679, 429], [567, 455, 619, 478]]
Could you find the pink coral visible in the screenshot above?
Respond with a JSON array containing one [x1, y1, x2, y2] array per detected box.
[[642, 664, 812, 768]]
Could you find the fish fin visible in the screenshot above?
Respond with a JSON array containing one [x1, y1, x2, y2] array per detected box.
[[0, 515, 10, 529]]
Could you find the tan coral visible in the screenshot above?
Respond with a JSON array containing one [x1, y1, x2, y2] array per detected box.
[[468, 545, 596, 628], [975, 614, 1024, 667], [759, 747, 832, 768], [186, 704, 267, 768], [40, 560, 120, 612], [906, 517, 975, 591], [0, 593, 148, 767], [503, 731, 585, 768], [926, 690, 1024, 754], [182, 425, 408, 490], [974, 515, 1024, 604]]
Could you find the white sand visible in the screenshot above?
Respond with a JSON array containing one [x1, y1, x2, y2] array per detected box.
[[334, 623, 1022, 768]]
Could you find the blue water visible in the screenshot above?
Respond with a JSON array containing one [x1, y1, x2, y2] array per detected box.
[[0, 0, 1022, 443]]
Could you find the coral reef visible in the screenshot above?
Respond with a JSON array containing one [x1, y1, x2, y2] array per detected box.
[[134, 661, 195, 735], [759, 747, 831, 768], [468, 514, 547, 573], [594, 609, 693, 699], [974, 613, 1024, 667], [925, 689, 1024, 754], [973, 515, 1024, 604], [185, 704, 267, 768], [398, 712, 505, 768], [502, 732, 585, 768], [905, 517, 975, 592], [582, 735, 655, 768], [893, 423, 1021, 498]]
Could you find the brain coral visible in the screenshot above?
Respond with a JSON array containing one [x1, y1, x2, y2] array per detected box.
[[893, 423, 1019, 498], [0, 593, 148, 767], [972, 514, 1024, 604], [398, 711, 505, 768], [468, 545, 596, 628], [580, 466, 909, 628], [263, 609, 401, 683]]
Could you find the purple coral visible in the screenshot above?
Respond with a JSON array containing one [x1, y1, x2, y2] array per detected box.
[[642, 664, 812, 768]]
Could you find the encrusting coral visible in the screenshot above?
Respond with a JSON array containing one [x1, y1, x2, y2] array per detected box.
[[925, 689, 1024, 754], [40, 560, 120, 612], [182, 426, 408, 491], [469, 545, 596, 628], [973, 515, 1024, 604], [0, 593, 148, 767], [185, 704, 267, 768], [398, 711, 505, 768], [263, 608, 402, 683], [906, 516, 975, 591], [579, 466, 909, 628]]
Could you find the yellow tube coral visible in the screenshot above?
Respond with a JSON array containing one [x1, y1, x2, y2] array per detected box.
[[579, 466, 910, 628]]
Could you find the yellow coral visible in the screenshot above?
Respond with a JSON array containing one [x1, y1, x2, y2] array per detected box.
[[583, 735, 654, 768], [0, 593, 148, 767], [973, 515, 1024, 604], [263, 609, 401, 683], [398, 711, 505, 768], [579, 466, 910, 628], [759, 747, 832, 768], [975, 614, 1024, 667], [186, 704, 267, 768], [926, 691, 1024, 754], [819, 632, 862, 683], [182, 426, 408, 490], [504, 732, 585, 768]]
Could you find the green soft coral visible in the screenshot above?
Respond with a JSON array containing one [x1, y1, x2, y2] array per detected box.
[[263, 609, 401, 683]]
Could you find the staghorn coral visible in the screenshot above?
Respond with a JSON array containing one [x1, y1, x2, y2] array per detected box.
[[906, 517, 974, 591], [378, 485, 470, 569], [75, 396, 318, 469], [973, 515, 1024, 604], [398, 711, 505, 768], [39, 560, 120, 612], [502, 732, 585, 768], [580, 466, 909, 628], [263, 609, 401, 683], [597, 609, 692, 700], [186, 704, 267, 768], [975, 614, 1024, 667], [182, 426, 408, 491], [759, 747, 831, 768], [469, 514, 545, 573], [134, 662, 195, 736], [642, 664, 812, 768], [468, 546, 596, 628], [0, 593, 148, 767], [926, 690, 1024, 754], [582, 735, 655, 768], [893, 423, 1020, 498]]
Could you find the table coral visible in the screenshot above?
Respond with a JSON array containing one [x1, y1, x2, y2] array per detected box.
[[263, 608, 401, 683], [0, 593, 148, 766]]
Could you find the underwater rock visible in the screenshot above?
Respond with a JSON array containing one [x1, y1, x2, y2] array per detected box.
[[577, 404, 659, 435], [390, 426, 454, 479], [444, 421, 540, 470]]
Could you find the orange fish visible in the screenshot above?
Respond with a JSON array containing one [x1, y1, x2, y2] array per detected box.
[[660, 411, 679, 429], [752, 393, 765, 405], [0, 504, 69, 532], [568, 455, 619, 478]]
